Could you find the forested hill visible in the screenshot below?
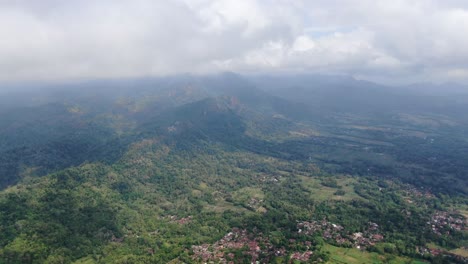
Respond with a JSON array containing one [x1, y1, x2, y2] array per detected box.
[[0, 73, 466, 263]]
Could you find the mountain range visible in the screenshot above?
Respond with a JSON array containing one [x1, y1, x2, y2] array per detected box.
[[0, 73, 466, 263]]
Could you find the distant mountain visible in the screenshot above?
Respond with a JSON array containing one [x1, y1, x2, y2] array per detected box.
[[404, 82, 468, 95], [249, 74, 468, 123]]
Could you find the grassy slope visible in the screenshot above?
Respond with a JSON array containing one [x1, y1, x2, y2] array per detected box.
[[324, 244, 428, 264]]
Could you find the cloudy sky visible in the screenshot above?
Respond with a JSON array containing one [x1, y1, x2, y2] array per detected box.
[[1, 0, 468, 84]]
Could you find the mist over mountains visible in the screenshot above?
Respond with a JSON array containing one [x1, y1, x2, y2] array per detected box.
[[0, 72, 467, 263], [1, 0, 468, 262], [1, 73, 467, 190]]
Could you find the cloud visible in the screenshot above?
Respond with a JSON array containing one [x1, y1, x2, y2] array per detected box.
[[0, 0, 467, 84]]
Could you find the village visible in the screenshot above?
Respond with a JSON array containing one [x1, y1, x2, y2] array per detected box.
[[191, 228, 272, 263], [191, 227, 320, 263], [297, 219, 384, 249], [428, 211, 466, 236]]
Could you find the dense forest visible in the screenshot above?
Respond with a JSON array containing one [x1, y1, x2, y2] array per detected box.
[[0, 73, 466, 263]]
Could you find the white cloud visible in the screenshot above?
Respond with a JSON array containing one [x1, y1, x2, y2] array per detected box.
[[446, 68, 468, 79], [0, 0, 467, 84]]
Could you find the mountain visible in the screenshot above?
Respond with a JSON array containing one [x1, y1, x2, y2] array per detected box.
[[0, 73, 466, 263], [251, 74, 468, 120], [404, 82, 468, 96]]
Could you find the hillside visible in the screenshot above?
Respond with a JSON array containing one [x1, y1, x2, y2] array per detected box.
[[0, 74, 466, 264]]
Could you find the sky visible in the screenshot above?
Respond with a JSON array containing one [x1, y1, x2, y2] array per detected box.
[[1, 0, 468, 85]]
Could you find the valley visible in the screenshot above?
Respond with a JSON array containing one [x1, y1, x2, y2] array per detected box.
[[0, 73, 466, 263]]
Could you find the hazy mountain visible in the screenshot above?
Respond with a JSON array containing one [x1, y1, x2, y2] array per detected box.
[[0, 74, 467, 263]]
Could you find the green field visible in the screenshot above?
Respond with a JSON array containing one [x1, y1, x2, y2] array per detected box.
[[324, 244, 428, 264]]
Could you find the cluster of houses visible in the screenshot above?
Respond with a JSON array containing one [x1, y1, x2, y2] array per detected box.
[[297, 220, 384, 249], [428, 211, 466, 236], [416, 246, 468, 262], [247, 197, 263, 210], [289, 251, 314, 262], [191, 228, 320, 263], [191, 228, 270, 263], [416, 246, 443, 256], [255, 173, 281, 184], [168, 215, 193, 225], [402, 185, 434, 204]]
